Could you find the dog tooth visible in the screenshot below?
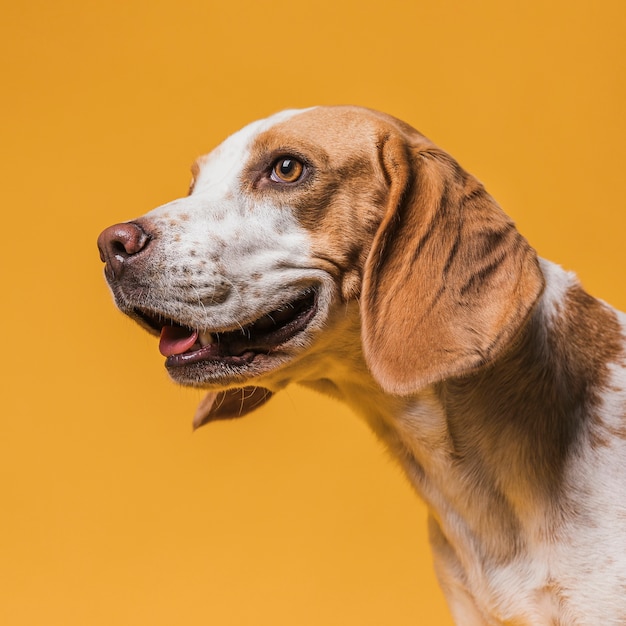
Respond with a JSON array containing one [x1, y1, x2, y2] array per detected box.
[[198, 331, 214, 346]]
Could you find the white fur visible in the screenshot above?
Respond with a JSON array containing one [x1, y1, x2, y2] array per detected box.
[[139, 109, 320, 333]]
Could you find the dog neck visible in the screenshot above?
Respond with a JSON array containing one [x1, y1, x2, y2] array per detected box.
[[299, 260, 624, 575]]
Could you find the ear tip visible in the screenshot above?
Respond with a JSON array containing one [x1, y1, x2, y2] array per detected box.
[[362, 341, 429, 396]]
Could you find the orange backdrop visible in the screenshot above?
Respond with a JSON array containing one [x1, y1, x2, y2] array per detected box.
[[1, 1, 624, 624]]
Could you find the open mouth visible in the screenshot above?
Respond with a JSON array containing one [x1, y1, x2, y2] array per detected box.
[[133, 288, 318, 369]]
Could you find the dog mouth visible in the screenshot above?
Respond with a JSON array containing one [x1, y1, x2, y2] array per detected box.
[[133, 288, 318, 369]]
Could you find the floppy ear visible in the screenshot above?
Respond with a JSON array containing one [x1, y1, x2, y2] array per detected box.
[[361, 133, 545, 395], [193, 387, 273, 430]]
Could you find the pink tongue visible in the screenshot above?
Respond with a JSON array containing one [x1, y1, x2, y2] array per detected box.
[[159, 326, 199, 357]]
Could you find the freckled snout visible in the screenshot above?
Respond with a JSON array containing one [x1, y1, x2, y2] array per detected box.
[[97, 222, 151, 280]]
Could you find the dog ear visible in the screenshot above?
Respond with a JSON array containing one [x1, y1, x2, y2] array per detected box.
[[361, 133, 545, 395], [193, 387, 273, 430]]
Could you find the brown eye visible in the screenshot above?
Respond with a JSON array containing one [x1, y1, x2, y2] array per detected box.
[[271, 157, 304, 183]]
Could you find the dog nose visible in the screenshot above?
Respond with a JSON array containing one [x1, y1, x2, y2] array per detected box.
[[97, 222, 151, 279]]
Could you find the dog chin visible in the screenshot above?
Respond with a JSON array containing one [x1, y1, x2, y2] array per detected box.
[[164, 349, 300, 388]]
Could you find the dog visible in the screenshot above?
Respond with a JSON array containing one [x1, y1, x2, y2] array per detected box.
[[98, 106, 626, 624]]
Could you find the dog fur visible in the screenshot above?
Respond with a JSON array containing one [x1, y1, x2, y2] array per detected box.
[[98, 106, 626, 624]]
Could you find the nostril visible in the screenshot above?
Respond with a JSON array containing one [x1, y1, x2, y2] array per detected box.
[[97, 221, 151, 278], [110, 237, 133, 258]]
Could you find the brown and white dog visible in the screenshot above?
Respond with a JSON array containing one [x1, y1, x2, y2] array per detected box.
[[98, 106, 626, 624]]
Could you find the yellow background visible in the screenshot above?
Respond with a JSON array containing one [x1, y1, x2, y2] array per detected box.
[[1, 1, 624, 624]]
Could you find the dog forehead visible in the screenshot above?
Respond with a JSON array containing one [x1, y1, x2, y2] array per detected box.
[[192, 108, 313, 182], [190, 106, 398, 197], [252, 106, 392, 163]]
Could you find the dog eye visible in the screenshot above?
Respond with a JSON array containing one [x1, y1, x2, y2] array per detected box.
[[270, 157, 304, 183]]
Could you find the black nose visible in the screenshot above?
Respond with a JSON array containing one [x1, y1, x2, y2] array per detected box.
[[97, 221, 151, 279]]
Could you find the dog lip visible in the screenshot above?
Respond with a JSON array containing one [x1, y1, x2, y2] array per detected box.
[[165, 345, 257, 368], [156, 288, 319, 370]]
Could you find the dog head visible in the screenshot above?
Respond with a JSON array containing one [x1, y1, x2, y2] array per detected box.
[[98, 106, 544, 426]]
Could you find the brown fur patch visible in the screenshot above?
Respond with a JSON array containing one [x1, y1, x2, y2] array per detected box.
[[438, 283, 624, 510], [362, 140, 544, 395]]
